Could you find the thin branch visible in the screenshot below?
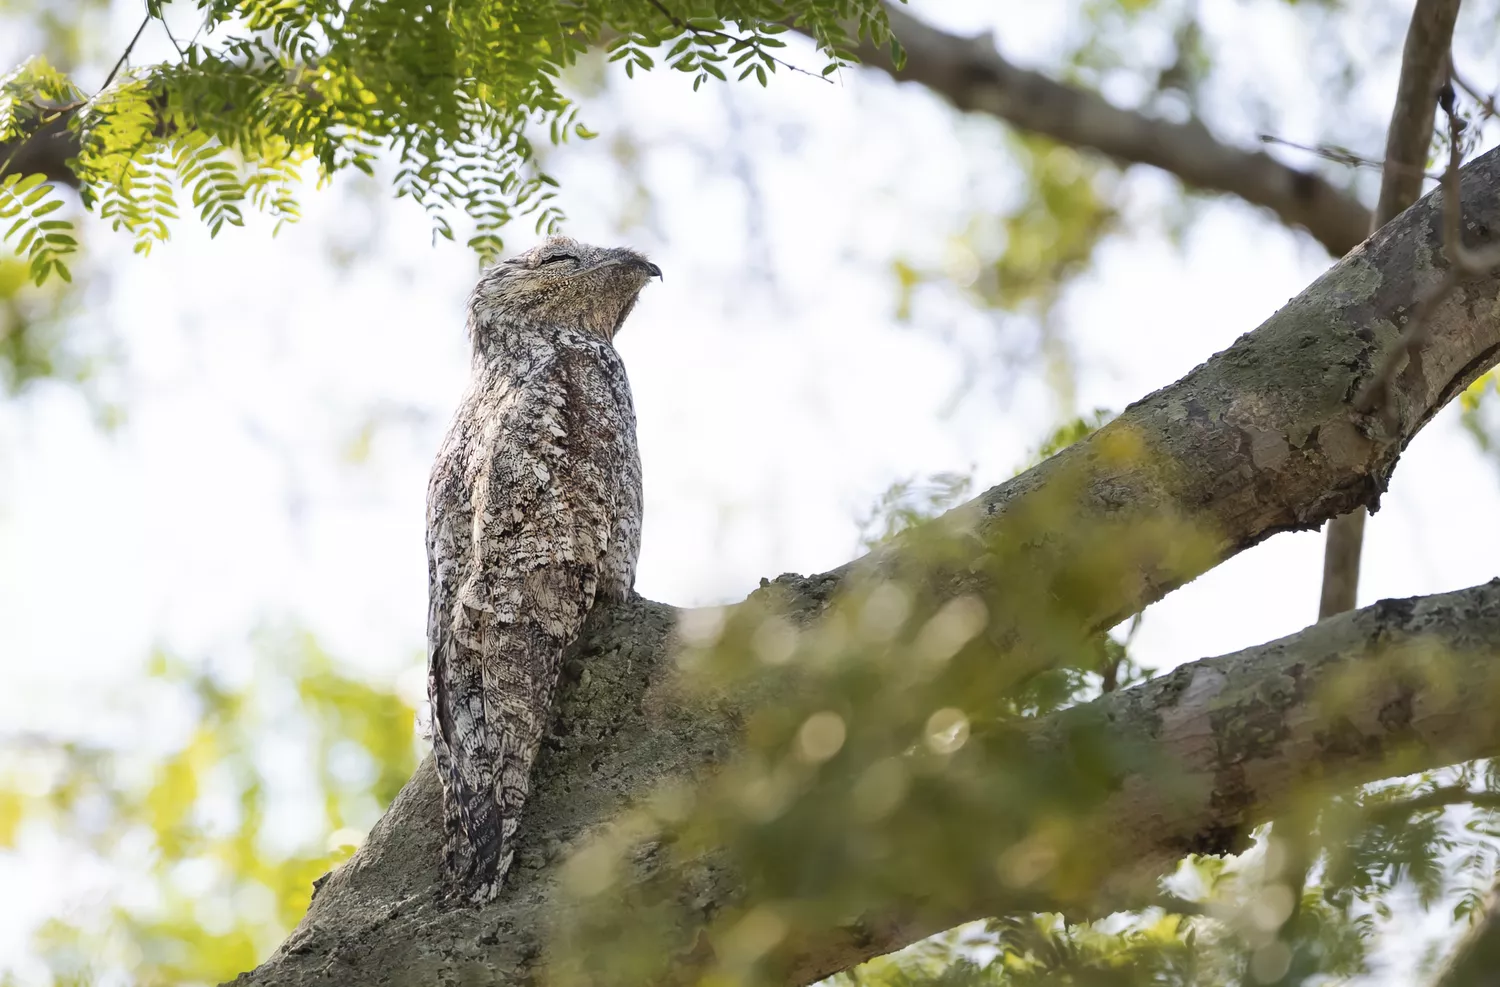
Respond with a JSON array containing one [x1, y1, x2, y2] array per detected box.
[[160, 9, 187, 58], [1453, 68, 1500, 123], [642, 0, 829, 83], [99, 10, 154, 95], [1257, 133, 1441, 180], [1363, 786, 1500, 825], [1318, 509, 1366, 620]]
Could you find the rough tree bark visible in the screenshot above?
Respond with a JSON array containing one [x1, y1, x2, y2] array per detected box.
[[231, 146, 1500, 986]]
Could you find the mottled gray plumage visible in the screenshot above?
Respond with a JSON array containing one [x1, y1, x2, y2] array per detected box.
[[426, 235, 659, 901]]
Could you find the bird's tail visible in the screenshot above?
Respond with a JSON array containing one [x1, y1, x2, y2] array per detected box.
[[430, 584, 584, 902], [429, 635, 504, 896]]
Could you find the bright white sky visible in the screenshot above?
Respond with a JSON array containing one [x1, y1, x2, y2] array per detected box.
[[3, 0, 1500, 982]]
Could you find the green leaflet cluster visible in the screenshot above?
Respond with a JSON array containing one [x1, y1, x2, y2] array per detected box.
[[0, 0, 900, 283], [0, 172, 76, 283]]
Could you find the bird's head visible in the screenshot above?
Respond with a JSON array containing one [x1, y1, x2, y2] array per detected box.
[[469, 235, 662, 343]]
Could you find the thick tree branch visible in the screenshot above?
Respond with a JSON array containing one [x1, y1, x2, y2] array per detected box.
[[230, 147, 1500, 986], [1320, 0, 1461, 621], [827, 5, 1372, 257], [232, 581, 1500, 987], [0, 112, 81, 187]]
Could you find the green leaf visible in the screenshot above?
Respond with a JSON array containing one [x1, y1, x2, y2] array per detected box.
[[11, 173, 45, 196]]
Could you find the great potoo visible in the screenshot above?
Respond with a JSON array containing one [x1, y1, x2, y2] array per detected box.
[[426, 235, 660, 901]]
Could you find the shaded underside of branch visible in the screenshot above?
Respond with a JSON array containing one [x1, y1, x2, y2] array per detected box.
[[832, 4, 1372, 257], [233, 148, 1500, 986], [0, 112, 81, 187]]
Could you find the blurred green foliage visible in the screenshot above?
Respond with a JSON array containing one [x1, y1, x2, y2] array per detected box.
[[0, 250, 123, 424], [891, 136, 1120, 329], [0, 631, 418, 985], [855, 471, 973, 552], [0, 254, 80, 395], [540, 415, 1500, 987]]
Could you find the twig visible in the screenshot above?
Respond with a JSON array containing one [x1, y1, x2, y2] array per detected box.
[[17, 0, 159, 180], [1355, 102, 1500, 416], [100, 10, 154, 95], [186, 3, 211, 50], [1099, 612, 1142, 694], [642, 0, 830, 83], [1257, 134, 1441, 181], [0, 4, 156, 192], [1452, 68, 1500, 124], [1361, 785, 1500, 824], [160, 6, 187, 58]]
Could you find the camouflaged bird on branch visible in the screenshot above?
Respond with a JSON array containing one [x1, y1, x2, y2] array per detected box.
[[425, 235, 661, 901]]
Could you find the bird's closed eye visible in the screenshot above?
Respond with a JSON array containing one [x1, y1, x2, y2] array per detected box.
[[541, 254, 577, 266]]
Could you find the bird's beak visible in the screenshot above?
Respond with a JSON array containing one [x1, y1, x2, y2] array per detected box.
[[594, 249, 663, 281]]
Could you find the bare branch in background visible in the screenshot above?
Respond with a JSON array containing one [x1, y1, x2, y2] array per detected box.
[[1319, 0, 1461, 622], [821, 4, 1372, 257], [1376, 0, 1460, 222]]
